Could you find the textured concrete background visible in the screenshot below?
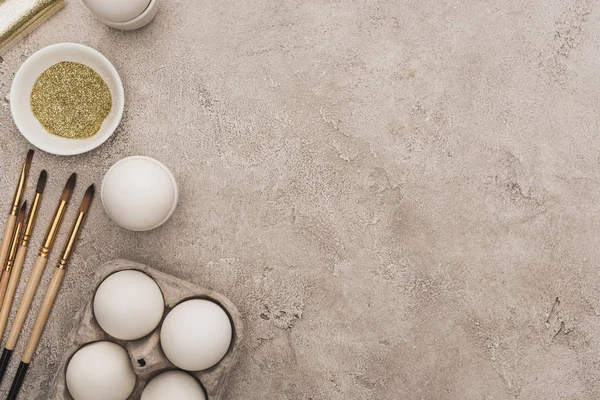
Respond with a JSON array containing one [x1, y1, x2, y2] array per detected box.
[[0, 0, 599, 399]]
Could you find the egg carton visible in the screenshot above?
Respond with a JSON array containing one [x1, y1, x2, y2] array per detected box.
[[49, 259, 243, 399]]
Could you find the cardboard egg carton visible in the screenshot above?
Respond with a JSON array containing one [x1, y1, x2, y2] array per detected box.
[[50, 259, 243, 399]]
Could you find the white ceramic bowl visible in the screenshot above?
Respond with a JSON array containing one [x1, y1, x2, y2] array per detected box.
[[97, 0, 160, 31], [11, 43, 124, 156]]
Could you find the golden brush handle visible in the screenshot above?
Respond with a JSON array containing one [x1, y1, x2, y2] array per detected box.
[[0, 216, 16, 279], [5, 255, 47, 350], [22, 268, 64, 363], [0, 244, 27, 339]]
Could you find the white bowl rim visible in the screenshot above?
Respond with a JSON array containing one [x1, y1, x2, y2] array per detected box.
[[101, 156, 179, 232], [10, 43, 125, 156], [99, 0, 159, 28]]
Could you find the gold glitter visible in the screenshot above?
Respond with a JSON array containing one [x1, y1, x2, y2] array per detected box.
[[0, 0, 64, 55], [30, 62, 112, 140]]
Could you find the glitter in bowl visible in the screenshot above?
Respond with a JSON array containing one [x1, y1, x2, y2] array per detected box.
[[30, 61, 112, 139]]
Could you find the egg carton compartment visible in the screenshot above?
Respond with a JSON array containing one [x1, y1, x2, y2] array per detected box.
[[50, 259, 243, 399]]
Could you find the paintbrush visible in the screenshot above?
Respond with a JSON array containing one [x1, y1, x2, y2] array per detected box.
[[0, 151, 33, 280], [0, 171, 46, 341], [0, 173, 75, 384], [7, 184, 94, 400], [0, 202, 27, 312]]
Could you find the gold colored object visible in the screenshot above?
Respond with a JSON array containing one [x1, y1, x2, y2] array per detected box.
[[39, 173, 75, 258], [39, 200, 66, 258], [57, 212, 84, 270], [0, 203, 26, 314], [0, 151, 33, 285], [9, 163, 26, 216], [58, 184, 94, 270], [5, 213, 23, 273], [9, 151, 33, 216], [21, 192, 41, 248], [0, 0, 64, 55], [31, 62, 112, 139]]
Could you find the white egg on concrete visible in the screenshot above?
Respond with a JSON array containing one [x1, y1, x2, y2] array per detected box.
[[141, 371, 206, 400], [66, 341, 136, 400], [94, 270, 164, 340], [101, 156, 178, 231], [160, 300, 233, 371]]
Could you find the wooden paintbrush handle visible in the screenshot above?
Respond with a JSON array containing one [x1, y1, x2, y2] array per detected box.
[[5, 255, 47, 350], [0, 245, 27, 340], [22, 268, 65, 363], [0, 271, 10, 314], [0, 215, 16, 278]]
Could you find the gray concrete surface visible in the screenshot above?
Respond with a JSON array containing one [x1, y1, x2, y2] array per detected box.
[[0, 0, 599, 399]]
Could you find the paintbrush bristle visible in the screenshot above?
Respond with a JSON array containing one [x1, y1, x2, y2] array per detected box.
[[24, 150, 34, 169], [18, 202, 27, 224], [36, 170, 47, 194], [23, 150, 34, 179], [79, 184, 95, 213], [61, 173, 77, 202]]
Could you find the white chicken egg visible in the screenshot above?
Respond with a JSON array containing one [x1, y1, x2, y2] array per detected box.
[[101, 156, 178, 231], [141, 371, 206, 400], [94, 270, 165, 340], [160, 300, 232, 371], [66, 341, 136, 400]]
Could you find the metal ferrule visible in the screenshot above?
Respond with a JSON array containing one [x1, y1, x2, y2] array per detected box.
[[20, 193, 41, 248], [38, 200, 67, 258], [57, 212, 85, 270], [9, 165, 27, 216], [5, 221, 23, 272], [4, 260, 13, 273]]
